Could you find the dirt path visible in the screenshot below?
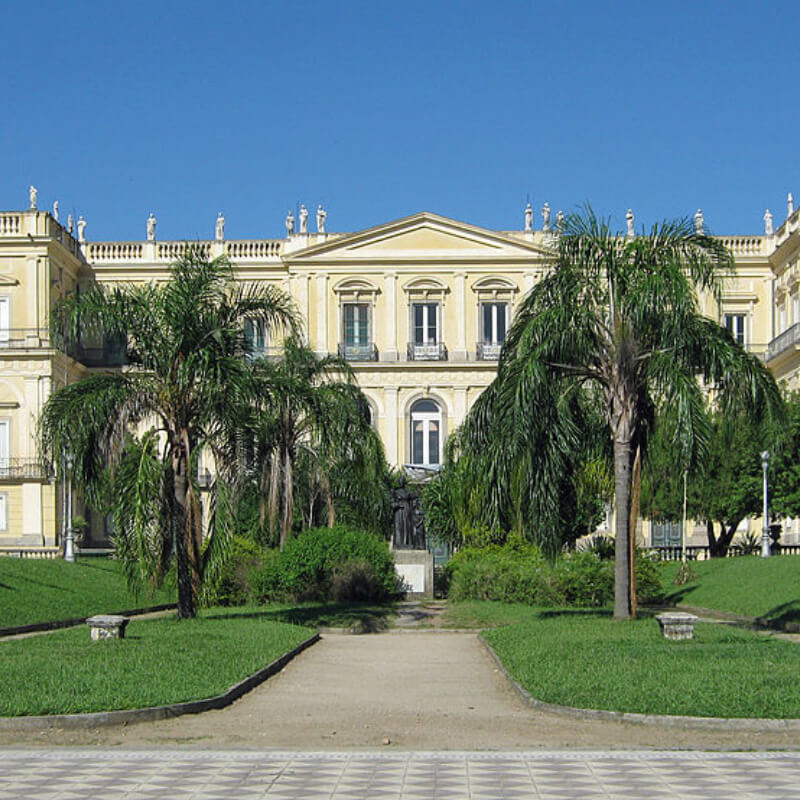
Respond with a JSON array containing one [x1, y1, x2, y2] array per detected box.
[[1, 629, 796, 751]]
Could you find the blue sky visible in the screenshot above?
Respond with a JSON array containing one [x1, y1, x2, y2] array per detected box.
[[4, 1, 799, 240]]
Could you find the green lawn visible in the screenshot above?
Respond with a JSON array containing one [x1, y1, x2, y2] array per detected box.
[[0, 607, 312, 716], [484, 608, 800, 719], [660, 555, 800, 624], [0, 557, 174, 629]]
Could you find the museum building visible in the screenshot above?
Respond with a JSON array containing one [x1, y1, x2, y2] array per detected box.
[[0, 192, 799, 554]]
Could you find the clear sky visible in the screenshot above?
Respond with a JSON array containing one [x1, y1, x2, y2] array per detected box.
[[3, 1, 799, 241]]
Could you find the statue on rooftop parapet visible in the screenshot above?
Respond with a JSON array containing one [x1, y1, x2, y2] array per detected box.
[[216, 212, 225, 241], [626, 209, 635, 239], [29, 185, 37, 210], [77, 215, 87, 243], [299, 204, 308, 234], [764, 209, 774, 236], [316, 204, 326, 233], [541, 202, 551, 231], [67, 214, 74, 234], [285, 210, 295, 236], [524, 202, 533, 232], [789, 193, 795, 218], [694, 208, 704, 236], [556, 210, 564, 234], [53, 201, 59, 222], [147, 212, 157, 242]]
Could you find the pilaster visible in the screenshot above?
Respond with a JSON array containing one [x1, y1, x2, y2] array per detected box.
[[315, 272, 328, 355], [454, 271, 467, 360], [383, 386, 399, 467], [383, 271, 398, 361]]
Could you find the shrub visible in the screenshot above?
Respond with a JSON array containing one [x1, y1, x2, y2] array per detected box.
[[447, 543, 664, 608], [251, 525, 404, 603], [202, 536, 267, 607]]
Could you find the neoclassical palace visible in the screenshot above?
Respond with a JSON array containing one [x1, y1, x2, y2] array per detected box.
[[1, 193, 799, 554]]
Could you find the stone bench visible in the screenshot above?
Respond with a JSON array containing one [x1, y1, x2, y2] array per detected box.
[[86, 614, 129, 641], [655, 612, 698, 640]]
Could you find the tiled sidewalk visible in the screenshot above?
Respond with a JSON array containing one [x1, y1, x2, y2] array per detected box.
[[2, 750, 800, 799]]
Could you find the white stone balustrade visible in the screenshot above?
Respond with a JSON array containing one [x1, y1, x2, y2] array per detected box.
[[226, 239, 282, 259], [0, 213, 21, 236], [86, 242, 144, 261], [718, 236, 767, 257]]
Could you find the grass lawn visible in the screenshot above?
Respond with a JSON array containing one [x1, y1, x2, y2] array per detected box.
[[660, 555, 800, 624], [0, 556, 174, 629], [482, 607, 800, 719], [439, 601, 544, 629], [0, 607, 312, 716]]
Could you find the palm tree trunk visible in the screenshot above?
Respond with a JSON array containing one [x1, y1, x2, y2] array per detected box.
[[280, 447, 294, 549], [320, 472, 335, 527], [172, 448, 196, 619], [612, 429, 634, 620], [627, 444, 641, 618]]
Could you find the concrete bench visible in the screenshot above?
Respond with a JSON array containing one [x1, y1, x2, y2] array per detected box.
[[86, 614, 129, 641], [655, 612, 698, 640]]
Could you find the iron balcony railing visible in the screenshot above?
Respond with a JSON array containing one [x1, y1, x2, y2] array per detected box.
[[0, 327, 128, 367], [0, 459, 54, 481], [407, 342, 448, 361], [767, 323, 800, 361], [338, 342, 378, 361], [476, 342, 502, 360]]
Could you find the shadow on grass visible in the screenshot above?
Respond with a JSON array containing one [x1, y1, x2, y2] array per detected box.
[[203, 602, 397, 630], [758, 599, 800, 627]]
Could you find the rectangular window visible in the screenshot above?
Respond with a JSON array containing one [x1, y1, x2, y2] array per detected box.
[[244, 319, 268, 357], [413, 303, 438, 344], [0, 420, 8, 477], [724, 314, 746, 346], [0, 493, 6, 531], [0, 298, 9, 346], [482, 302, 507, 344], [343, 303, 369, 346]]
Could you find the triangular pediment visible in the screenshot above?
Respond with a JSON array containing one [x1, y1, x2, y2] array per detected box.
[[285, 212, 553, 264]]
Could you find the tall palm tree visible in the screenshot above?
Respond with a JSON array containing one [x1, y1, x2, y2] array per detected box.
[[236, 336, 388, 548], [463, 208, 782, 619], [39, 248, 296, 618]]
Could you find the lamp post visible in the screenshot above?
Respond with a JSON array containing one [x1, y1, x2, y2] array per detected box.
[[761, 450, 771, 558], [64, 453, 75, 563]]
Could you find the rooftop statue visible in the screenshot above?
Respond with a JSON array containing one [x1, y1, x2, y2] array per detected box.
[[299, 204, 308, 234], [524, 202, 533, 232], [556, 209, 564, 234], [625, 208, 635, 239], [694, 208, 704, 236], [216, 212, 225, 242], [77, 215, 87, 243], [29, 185, 37, 210], [316, 204, 327, 234], [67, 214, 74, 234], [285, 210, 295, 236], [541, 202, 551, 231], [789, 193, 795, 218], [146, 212, 157, 242], [52, 201, 59, 222], [764, 209, 774, 236]]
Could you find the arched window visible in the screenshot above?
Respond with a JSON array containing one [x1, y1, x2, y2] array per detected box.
[[410, 399, 442, 467]]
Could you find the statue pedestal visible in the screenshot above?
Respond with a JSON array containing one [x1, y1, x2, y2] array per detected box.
[[393, 548, 434, 598]]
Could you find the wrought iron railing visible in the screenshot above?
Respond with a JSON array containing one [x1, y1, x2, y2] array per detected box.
[[0, 459, 53, 481], [476, 342, 502, 360], [338, 342, 378, 361], [407, 342, 447, 361]]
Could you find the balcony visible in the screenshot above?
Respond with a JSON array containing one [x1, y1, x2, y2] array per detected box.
[[477, 342, 502, 360], [0, 459, 53, 481], [407, 342, 448, 361], [767, 323, 800, 361], [338, 342, 378, 361]]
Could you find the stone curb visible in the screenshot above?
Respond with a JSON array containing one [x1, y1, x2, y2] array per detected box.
[[0, 632, 320, 731], [0, 604, 178, 638], [479, 634, 800, 731]]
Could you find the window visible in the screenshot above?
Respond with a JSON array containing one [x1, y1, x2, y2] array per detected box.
[[0, 493, 6, 531], [0, 420, 8, 477], [0, 298, 8, 346], [724, 314, 746, 346], [409, 303, 445, 360], [651, 520, 681, 548], [410, 399, 442, 467], [340, 303, 375, 359], [244, 319, 268, 358], [479, 302, 507, 359]]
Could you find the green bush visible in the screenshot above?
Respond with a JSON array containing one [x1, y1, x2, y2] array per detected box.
[[251, 525, 404, 603], [202, 536, 267, 607], [447, 544, 664, 607]]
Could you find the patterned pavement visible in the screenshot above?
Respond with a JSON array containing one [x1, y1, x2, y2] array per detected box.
[[2, 750, 800, 799]]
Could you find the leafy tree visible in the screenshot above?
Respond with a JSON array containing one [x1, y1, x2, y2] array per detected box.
[[461, 208, 781, 618], [39, 249, 296, 618], [234, 337, 390, 548], [772, 393, 800, 519]]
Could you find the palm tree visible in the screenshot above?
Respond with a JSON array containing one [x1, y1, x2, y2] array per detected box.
[[39, 248, 296, 618], [237, 336, 388, 548], [463, 208, 782, 619]]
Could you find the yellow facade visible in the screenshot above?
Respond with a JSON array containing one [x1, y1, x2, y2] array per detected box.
[[0, 201, 795, 554]]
